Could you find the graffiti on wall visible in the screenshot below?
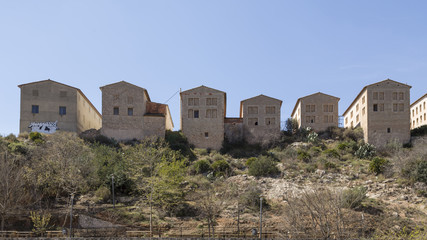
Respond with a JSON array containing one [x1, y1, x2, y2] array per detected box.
[[28, 121, 59, 134]]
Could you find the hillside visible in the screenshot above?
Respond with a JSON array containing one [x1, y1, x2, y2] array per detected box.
[[0, 128, 426, 239]]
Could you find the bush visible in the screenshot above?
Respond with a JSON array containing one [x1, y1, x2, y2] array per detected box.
[[416, 159, 427, 184], [297, 149, 311, 162], [355, 143, 376, 159], [411, 125, 427, 137], [29, 132, 43, 142], [245, 157, 257, 166], [165, 130, 195, 160], [369, 157, 388, 175], [341, 186, 367, 209], [193, 159, 212, 174], [343, 127, 364, 142], [240, 183, 269, 211], [8, 142, 28, 154], [323, 148, 340, 159], [247, 156, 280, 177], [95, 185, 111, 203], [307, 132, 319, 144], [211, 160, 231, 177]]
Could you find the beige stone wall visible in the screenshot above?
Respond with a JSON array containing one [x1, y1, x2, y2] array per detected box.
[[344, 80, 411, 147], [100, 82, 149, 141], [143, 115, 166, 138], [293, 93, 339, 132], [180, 86, 225, 150], [76, 91, 102, 133], [19, 80, 100, 134], [224, 118, 244, 143], [410, 94, 427, 129], [241, 95, 282, 145]]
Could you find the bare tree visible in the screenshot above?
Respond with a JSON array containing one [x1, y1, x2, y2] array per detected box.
[[0, 149, 28, 230]]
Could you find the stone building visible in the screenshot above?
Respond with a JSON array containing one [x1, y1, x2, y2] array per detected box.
[[410, 93, 427, 129], [180, 86, 226, 150], [240, 95, 282, 144], [100, 81, 173, 141], [343, 79, 411, 147], [18, 79, 101, 134], [291, 92, 340, 132]]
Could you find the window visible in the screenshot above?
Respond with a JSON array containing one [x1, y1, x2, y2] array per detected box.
[[306, 116, 315, 123], [329, 115, 333, 123], [379, 103, 384, 112], [362, 107, 366, 116], [59, 106, 66, 116], [323, 105, 333, 112], [362, 96, 365, 104], [306, 105, 310, 112], [399, 92, 404, 100], [206, 109, 217, 118], [248, 118, 258, 126], [194, 110, 199, 118], [387, 128, 391, 133], [420, 104, 423, 112], [424, 113, 426, 120], [356, 104, 359, 111], [379, 92, 384, 100], [266, 106, 275, 114], [188, 109, 193, 118], [324, 116, 328, 123], [373, 104, 378, 112], [392, 92, 398, 100], [205, 132, 209, 138], [128, 108, 133, 116], [32, 105, 39, 114], [413, 109, 415, 117], [127, 97, 133, 104], [265, 117, 275, 125], [416, 107, 418, 114], [32, 90, 39, 96], [60, 91, 67, 97], [356, 114, 359, 122], [311, 105, 316, 112], [399, 103, 404, 112], [424, 102, 426, 110], [345, 117, 348, 124], [113, 107, 119, 115], [324, 115, 333, 123], [393, 103, 398, 112], [323, 105, 328, 112], [248, 106, 258, 114], [206, 98, 217, 106], [351, 111, 353, 118], [188, 98, 199, 106], [373, 92, 378, 100]]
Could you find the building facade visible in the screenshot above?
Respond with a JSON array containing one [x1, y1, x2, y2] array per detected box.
[[410, 93, 427, 129], [343, 79, 411, 147], [100, 81, 173, 141], [240, 95, 282, 144], [18, 79, 101, 134], [291, 92, 340, 132], [180, 86, 226, 150]]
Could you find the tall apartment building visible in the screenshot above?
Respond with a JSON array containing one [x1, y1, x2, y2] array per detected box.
[[291, 92, 340, 132], [180, 86, 226, 150], [343, 79, 411, 147], [240, 95, 282, 144], [100, 81, 173, 141], [410, 93, 427, 129], [18, 79, 102, 134]]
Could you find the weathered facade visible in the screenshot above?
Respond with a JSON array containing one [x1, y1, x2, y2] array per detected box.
[[180, 86, 226, 150], [410, 93, 427, 129], [291, 92, 340, 132], [100, 81, 173, 141], [18, 79, 102, 134], [240, 95, 282, 145], [343, 79, 411, 147]]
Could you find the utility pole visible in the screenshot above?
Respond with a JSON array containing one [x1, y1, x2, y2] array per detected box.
[[111, 175, 115, 208], [70, 193, 74, 238], [259, 197, 263, 240]]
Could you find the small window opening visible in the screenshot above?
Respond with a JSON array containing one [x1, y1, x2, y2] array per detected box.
[[204, 132, 209, 138], [387, 128, 391, 133], [194, 110, 199, 118], [113, 107, 119, 115]]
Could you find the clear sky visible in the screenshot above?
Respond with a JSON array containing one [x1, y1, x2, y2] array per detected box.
[[1, 1, 426, 135]]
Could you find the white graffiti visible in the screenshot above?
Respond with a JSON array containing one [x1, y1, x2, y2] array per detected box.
[[28, 121, 59, 134]]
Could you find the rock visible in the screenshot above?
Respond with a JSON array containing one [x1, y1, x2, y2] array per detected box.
[[400, 195, 409, 201], [392, 212, 399, 217], [315, 169, 326, 177], [365, 180, 373, 185]]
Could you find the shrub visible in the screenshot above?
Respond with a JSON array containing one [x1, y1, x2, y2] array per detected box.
[[211, 160, 231, 177], [343, 127, 364, 142], [369, 157, 388, 175], [416, 159, 427, 184], [165, 130, 195, 160], [297, 149, 311, 162], [309, 146, 322, 156], [411, 125, 427, 137], [240, 183, 269, 211], [95, 185, 111, 202], [29, 132, 43, 142], [8, 142, 28, 154], [246, 157, 257, 166], [322, 160, 337, 170], [247, 156, 280, 177], [323, 148, 340, 159], [307, 132, 319, 144], [341, 186, 367, 209], [355, 143, 376, 159], [193, 159, 212, 174]]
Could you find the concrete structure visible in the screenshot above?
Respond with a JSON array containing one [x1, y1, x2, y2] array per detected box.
[[18, 79, 101, 134], [291, 92, 340, 132], [343, 79, 411, 147], [240, 95, 282, 144], [180, 86, 226, 150], [410, 93, 427, 129], [100, 81, 173, 141]]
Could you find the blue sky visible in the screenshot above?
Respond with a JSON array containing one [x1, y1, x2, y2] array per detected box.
[[1, 1, 426, 135]]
